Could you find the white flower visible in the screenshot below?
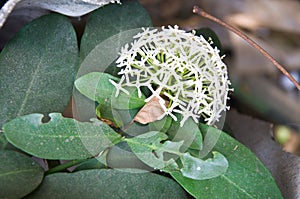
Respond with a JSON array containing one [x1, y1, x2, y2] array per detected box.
[[111, 26, 232, 127]]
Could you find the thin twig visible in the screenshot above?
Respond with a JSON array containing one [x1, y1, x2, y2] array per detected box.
[[193, 6, 300, 91]]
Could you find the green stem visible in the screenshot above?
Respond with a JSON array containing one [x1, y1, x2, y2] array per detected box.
[[45, 159, 90, 175]]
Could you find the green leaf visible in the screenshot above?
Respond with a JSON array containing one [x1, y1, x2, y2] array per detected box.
[[3, 113, 122, 160], [169, 124, 283, 199], [80, 0, 152, 62], [73, 154, 108, 172], [26, 169, 188, 199], [0, 150, 44, 199], [0, 133, 15, 150], [168, 114, 203, 152], [149, 115, 173, 133], [74, 0, 152, 120], [75, 72, 145, 109], [74, 158, 107, 171], [180, 151, 228, 180], [126, 129, 226, 180], [107, 142, 152, 170], [96, 103, 124, 128], [126, 131, 182, 170], [73, 149, 110, 172], [117, 108, 150, 136], [0, 13, 78, 128], [75, 72, 118, 101]]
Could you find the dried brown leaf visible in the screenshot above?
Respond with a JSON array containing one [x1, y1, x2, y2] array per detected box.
[[133, 96, 166, 125]]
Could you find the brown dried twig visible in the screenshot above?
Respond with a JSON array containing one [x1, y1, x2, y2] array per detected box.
[[193, 6, 300, 91]]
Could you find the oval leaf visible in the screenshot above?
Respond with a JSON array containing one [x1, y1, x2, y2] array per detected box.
[[26, 169, 188, 199], [0, 13, 78, 128], [3, 113, 121, 160], [126, 131, 183, 170], [167, 114, 203, 151], [75, 72, 145, 109], [96, 103, 124, 128], [107, 142, 152, 170], [75, 0, 152, 120], [180, 151, 228, 180], [80, 0, 152, 61], [0, 133, 15, 150], [169, 124, 283, 199], [0, 150, 44, 199], [149, 115, 173, 133]]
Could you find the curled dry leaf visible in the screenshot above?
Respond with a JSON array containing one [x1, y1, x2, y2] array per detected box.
[[133, 96, 166, 125]]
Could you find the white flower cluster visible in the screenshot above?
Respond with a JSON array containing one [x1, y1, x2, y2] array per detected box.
[[110, 26, 232, 127]]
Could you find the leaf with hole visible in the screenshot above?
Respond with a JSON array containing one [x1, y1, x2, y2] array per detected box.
[[126, 130, 227, 180], [3, 113, 122, 160], [169, 124, 283, 199], [0, 13, 78, 128], [126, 131, 182, 170]]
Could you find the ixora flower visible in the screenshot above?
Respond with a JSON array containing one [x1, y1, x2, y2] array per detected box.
[[110, 26, 232, 127]]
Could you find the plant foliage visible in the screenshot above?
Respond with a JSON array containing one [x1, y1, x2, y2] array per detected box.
[[0, 0, 282, 198]]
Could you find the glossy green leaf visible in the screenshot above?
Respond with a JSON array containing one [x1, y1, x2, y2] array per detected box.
[[117, 108, 150, 136], [0, 13, 78, 128], [26, 169, 188, 199], [149, 115, 173, 133], [167, 114, 203, 152], [75, 72, 145, 109], [74, 158, 107, 171], [3, 113, 122, 160], [74, 0, 152, 121], [75, 72, 118, 101], [126, 131, 182, 170], [0, 150, 44, 199], [96, 103, 124, 128], [126, 131, 227, 180], [73, 153, 108, 172], [170, 124, 283, 199], [107, 142, 152, 170], [180, 151, 228, 180], [80, 0, 152, 62], [0, 133, 14, 150]]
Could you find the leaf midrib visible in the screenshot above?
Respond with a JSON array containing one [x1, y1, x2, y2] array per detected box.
[[0, 168, 39, 178], [220, 174, 255, 199], [17, 58, 43, 116]]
